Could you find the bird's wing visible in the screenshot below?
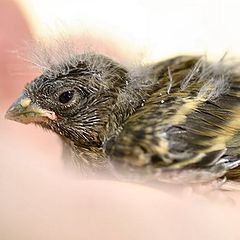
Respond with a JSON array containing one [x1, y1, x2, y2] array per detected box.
[[106, 56, 240, 182]]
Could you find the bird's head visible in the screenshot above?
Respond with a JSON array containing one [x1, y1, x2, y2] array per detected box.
[[5, 53, 130, 148]]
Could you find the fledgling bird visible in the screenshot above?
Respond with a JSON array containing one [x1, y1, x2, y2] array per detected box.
[[5, 42, 240, 185]]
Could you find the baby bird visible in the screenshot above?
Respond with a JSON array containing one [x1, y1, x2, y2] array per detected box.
[[5, 44, 240, 184]]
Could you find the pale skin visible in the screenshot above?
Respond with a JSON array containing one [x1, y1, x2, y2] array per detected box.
[[1, 115, 240, 240], [2, 1, 240, 238]]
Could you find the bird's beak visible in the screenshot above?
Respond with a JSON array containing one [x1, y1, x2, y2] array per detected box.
[[5, 95, 57, 124]]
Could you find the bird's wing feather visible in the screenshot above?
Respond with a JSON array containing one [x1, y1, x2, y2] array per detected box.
[[106, 56, 240, 181]]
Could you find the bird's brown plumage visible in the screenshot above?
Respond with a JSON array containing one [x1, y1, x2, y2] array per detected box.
[[5, 49, 240, 184]]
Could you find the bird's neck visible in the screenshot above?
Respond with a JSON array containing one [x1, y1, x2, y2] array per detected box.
[[61, 136, 111, 173]]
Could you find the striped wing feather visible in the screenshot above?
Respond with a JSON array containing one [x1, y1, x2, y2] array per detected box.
[[106, 56, 240, 182]]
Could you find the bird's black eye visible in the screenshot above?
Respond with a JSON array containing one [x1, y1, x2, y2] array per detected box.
[[58, 90, 75, 104]]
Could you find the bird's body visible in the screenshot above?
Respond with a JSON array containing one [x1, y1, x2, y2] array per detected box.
[[6, 45, 240, 185]]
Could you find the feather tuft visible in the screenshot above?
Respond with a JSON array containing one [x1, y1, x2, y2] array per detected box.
[[181, 56, 234, 101]]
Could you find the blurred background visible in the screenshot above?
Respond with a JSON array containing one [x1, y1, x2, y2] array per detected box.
[[2, 0, 240, 239]]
